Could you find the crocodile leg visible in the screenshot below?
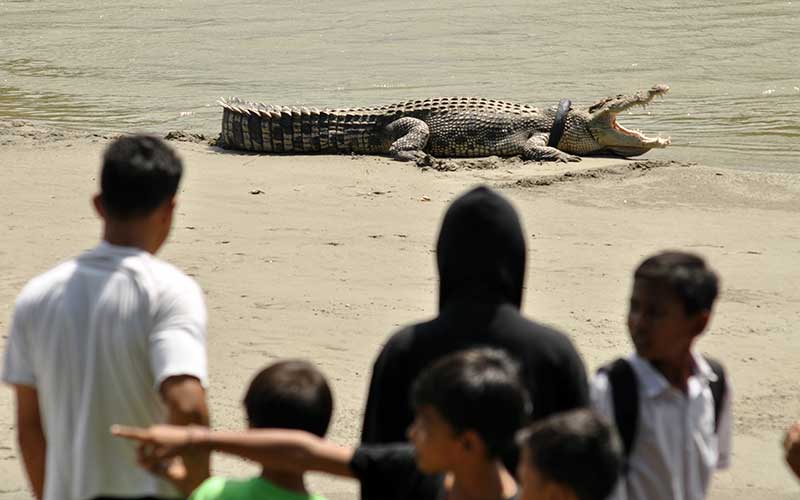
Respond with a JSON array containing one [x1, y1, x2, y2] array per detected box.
[[522, 133, 582, 163], [385, 117, 430, 162]]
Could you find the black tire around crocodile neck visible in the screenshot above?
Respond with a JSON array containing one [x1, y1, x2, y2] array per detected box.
[[547, 98, 572, 148]]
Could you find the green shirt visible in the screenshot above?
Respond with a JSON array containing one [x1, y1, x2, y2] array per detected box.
[[189, 476, 329, 500]]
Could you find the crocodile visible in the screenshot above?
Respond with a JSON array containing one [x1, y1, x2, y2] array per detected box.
[[218, 84, 671, 163]]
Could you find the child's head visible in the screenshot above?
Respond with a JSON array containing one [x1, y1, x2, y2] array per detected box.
[[408, 348, 530, 473], [628, 251, 719, 361], [517, 410, 622, 500], [243, 360, 333, 437]]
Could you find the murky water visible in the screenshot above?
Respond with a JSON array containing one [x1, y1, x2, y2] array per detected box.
[[1, 0, 798, 172]]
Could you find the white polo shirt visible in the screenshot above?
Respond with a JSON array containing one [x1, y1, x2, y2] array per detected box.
[[2, 242, 208, 500], [591, 352, 732, 500]]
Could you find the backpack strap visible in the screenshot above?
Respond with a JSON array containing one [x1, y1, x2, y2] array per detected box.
[[599, 358, 639, 461], [703, 356, 727, 432]]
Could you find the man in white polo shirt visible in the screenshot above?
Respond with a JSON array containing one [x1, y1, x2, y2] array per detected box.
[[2, 135, 210, 500]]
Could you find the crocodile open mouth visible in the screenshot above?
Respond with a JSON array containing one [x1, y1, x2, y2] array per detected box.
[[589, 84, 671, 155], [611, 115, 652, 141]]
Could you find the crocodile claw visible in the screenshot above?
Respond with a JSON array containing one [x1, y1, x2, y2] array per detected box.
[[414, 154, 435, 168], [560, 154, 582, 163], [548, 151, 581, 163], [393, 149, 430, 164]]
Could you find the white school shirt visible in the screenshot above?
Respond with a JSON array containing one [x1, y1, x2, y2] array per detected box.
[[2, 242, 208, 500], [591, 352, 732, 500]]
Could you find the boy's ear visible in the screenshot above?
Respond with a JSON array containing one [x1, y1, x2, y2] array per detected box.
[[691, 310, 711, 337], [157, 197, 177, 221], [93, 194, 107, 219], [460, 430, 486, 456]]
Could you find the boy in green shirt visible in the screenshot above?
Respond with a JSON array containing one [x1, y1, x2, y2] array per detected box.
[[143, 359, 333, 500], [191, 474, 326, 500]]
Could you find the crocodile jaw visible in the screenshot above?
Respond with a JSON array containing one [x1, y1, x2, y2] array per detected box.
[[608, 115, 671, 155], [587, 84, 672, 157]]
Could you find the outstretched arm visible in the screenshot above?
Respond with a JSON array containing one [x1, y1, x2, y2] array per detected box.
[[112, 425, 355, 479]]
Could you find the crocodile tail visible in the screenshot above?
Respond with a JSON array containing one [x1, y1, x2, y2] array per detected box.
[[219, 98, 385, 154], [218, 98, 331, 153]]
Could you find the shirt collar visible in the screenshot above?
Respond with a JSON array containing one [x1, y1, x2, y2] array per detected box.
[[90, 241, 150, 259], [84, 240, 150, 260], [628, 350, 716, 398]]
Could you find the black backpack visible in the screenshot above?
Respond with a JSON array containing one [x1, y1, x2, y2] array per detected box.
[[599, 356, 727, 466]]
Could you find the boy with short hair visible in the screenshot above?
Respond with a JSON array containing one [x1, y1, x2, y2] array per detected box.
[[591, 251, 732, 500], [516, 409, 623, 500], [147, 359, 334, 499], [114, 348, 530, 500]]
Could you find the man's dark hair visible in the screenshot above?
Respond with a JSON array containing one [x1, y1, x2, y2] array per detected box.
[[244, 360, 333, 437], [411, 348, 530, 457], [100, 135, 183, 218], [634, 251, 719, 315], [518, 409, 623, 500]]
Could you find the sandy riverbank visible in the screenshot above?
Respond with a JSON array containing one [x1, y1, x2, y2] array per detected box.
[[1, 122, 798, 499]]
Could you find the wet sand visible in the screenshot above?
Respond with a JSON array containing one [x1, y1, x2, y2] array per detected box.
[[1, 123, 799, 499]]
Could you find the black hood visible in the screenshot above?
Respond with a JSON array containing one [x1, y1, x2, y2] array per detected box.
[[362, 186, 590, 455], [436, 186, 526, 309]]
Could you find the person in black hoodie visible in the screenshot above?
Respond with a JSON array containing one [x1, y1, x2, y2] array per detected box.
[[360, 185, 589, 483]]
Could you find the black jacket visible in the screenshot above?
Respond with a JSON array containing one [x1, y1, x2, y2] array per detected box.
[[361, 185, 589, 446]]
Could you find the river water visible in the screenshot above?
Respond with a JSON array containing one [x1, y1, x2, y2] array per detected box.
[[1, 0, 798, 172]]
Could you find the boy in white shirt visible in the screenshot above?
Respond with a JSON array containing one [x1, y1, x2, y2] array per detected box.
[[591, 251, 732, 500]]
